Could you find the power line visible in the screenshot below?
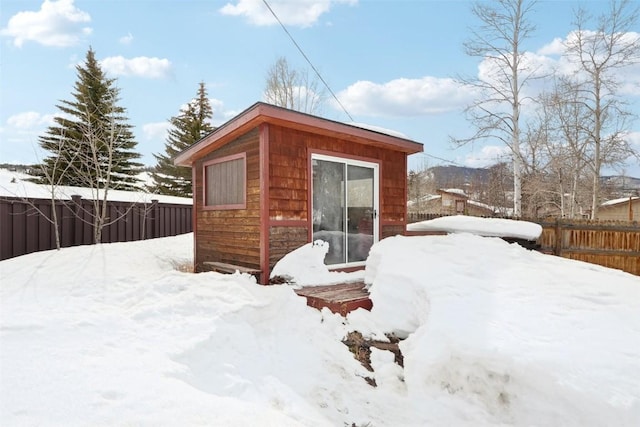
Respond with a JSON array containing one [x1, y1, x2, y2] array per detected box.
[[261, 0, 354, 121], [418, 152, 465, 167]]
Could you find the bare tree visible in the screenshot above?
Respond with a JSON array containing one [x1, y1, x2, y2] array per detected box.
[[264, 57, 326, 114], [521, 78, 591, 218], [454, 0, 539, 217], [34, 132, 78, 249], [0, 133, 79, 250], [545, 78, 593, 218], [564, 0, 640, 219]]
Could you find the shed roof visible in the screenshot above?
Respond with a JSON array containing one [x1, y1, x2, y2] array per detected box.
[[174, 102, 423, 166], [600, 196, 640, 208], [436, 188, 469, 198]]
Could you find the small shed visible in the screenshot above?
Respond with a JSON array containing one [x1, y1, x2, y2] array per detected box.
[[598, 196, 640, 221], [174, 102, 423, 283], [437, 188, 469, 215], [411, 188, 496, 217]]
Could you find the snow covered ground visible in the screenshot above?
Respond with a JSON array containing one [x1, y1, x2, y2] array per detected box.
[[1, 231, 639, 426]]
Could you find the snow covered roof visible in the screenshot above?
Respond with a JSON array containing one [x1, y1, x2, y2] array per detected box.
[[407, 194, 441, 206], [438, 188, 467, 196], [0, 168, 192, 205], [347, 122, 409, 139], [601, 196, 640, 207], [467, 199, 498, 213]]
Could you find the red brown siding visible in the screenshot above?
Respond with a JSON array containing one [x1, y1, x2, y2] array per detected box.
[[191, 120, 413, 283], [268, 124, 407, 227], [194, 128, 261, 272]]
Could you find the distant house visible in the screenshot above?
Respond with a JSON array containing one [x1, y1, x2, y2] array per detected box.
[[598, 196, 640, 221], [174, 102, 423, 283], [410, 188, 496, 217]]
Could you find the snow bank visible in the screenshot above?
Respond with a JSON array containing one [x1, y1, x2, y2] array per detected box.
[[365, 233, 640, 424], [407, 214, 543, 240], [0, 234, 374, 426]]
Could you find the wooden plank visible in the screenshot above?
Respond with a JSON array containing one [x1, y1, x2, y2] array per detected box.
[[203, 261, 261, 275], [295, 281, 372, 316], [561, 248, 640, 257]]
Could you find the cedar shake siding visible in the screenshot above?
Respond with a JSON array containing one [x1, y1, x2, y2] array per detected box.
[[194, 129, 260, 273], [267, 125, 408, 239]]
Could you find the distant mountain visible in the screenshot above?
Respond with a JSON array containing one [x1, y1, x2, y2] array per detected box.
[[424, 165, 495, 189], [417, 165, 640, 200], [601, 175, 640, 192]]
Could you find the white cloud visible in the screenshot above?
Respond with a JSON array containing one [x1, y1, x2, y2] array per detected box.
[[119, 32, 133, 45], [537, 37, 565, 56], [208, 98, 238, 125], [468, 30, 640, 118], [6, 112, 55, 129], [142, 122, 170, 141], [141, 98, 232, 144], [626, 131, 640, 147], [100, 56, 172, 79], [463, 145, 511, 168], [534, 31, 640, 97], [1, 0, 91, 48], [337, 76, 475, 117], [219, 0, 356, 27]]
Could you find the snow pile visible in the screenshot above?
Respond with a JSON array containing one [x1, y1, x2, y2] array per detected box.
[[407, 214, 543, 240], [0, 234, 372, 426], [2, 232, 639, 425], [364, 233, 640, 424], [269, 240, 364, 286]]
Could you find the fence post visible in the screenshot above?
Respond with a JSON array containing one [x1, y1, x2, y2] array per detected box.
[[71, 195, 82, 246], [554, 219, 563, 256], [151, 199, 159, 239]]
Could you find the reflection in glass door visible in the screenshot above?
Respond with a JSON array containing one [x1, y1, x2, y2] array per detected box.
[[312, 154, 378, 266]]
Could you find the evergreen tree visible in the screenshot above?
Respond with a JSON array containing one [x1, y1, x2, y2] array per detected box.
[[150, 82, 214, 197], [36, 48, 142, 190]]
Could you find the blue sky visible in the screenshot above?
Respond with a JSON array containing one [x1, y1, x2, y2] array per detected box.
[[1, 0, 639, 176]]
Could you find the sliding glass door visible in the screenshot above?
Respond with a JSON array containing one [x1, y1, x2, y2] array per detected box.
[[311, 154, 379, 266]]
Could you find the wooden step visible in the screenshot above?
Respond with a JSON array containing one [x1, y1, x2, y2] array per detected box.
[[295, 281, 372, 316]]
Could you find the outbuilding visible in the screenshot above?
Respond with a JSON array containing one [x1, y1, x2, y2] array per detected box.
[[598, 196, 639, 221], [174, 102, 423, 283]]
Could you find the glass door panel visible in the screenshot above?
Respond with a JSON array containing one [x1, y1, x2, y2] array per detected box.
[[312, 159, 346, 264], [347, 165, 374, 262], [312, 154, 379, 267]]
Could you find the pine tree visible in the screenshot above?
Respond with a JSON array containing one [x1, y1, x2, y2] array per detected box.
[[36, 48, 142, 190], [150, 82, 214, 197]]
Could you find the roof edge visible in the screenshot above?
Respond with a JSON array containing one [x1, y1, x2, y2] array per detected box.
[[174, 102, 424, 166]]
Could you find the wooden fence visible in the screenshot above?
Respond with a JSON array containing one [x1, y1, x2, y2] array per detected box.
[[408, 213, 639, 276], [0, 195, 192, 261], [537, 219, 640, 276]]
